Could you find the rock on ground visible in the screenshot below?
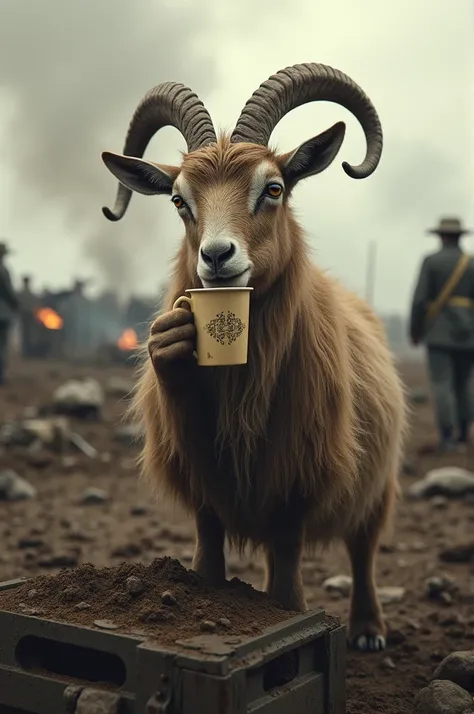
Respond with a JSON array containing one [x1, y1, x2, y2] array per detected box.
[[0, 470, 37, 501], [434, 651, 474, 693], [53, 379, 104, 415], [439, 544, 474, 564], [322, 576, 405, 604], [414, 679, 473, 714], [80, 487, 109, 505], [425, 575, 459, 601], [322, 575, 352, 597], [407, 468, 474, 500], [377, 586, 406, 605]]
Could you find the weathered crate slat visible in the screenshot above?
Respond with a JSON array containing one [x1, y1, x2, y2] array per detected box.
[[0, 578, 346, 713]]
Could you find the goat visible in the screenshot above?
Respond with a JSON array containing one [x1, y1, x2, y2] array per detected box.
[[101, 63, 407, 652]]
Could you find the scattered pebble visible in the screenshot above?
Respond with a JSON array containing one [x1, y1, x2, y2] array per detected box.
[[382, 656, 396, 670], [426, 575, 458, 602], [200, 620, 217, 633], [19, 607, 43, 616], [75, 602, 91, 610], [130, 505, 149, 517], [408, 467, 474, 500], [161, 590, 177, 606], [94, 619, 119, 630], [439, 543, 474, 564], [322, 575, 352, 597], [53, 378, 104, 414], [0, 470, 37, 501], [80, 487, 109, 505], [218, 617, 232, 629], [378, 587, 406, 605], [126, 576, 145, 596], [61, 456, 80, 469]]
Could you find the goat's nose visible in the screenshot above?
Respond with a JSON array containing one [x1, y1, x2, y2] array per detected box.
[[200, 242, 236, 270]]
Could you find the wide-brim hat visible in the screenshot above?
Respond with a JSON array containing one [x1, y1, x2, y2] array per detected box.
[[427, 217, 473, 236]]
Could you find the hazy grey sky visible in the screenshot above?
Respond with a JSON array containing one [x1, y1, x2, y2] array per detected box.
[[0, 0, 472, 314]]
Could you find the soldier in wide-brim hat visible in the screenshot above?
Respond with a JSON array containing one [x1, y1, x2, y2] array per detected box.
[[410, 216, 474, 453]]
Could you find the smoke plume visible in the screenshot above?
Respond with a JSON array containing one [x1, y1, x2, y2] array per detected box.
[[0, 0, 218, 297]]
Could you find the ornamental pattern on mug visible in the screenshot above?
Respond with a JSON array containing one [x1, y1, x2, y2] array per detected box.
[[203, 311, 246, 346]]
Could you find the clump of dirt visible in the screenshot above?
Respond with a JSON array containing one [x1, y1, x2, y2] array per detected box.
[[0, 557, 298, 646]]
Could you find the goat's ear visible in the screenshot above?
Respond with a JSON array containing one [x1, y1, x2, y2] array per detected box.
[[279, 122, 346, 186], [101, 152, 179, 195]]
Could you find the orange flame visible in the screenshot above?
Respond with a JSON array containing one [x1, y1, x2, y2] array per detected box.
[[117, 328, 138, 351], [36, 307, 63, 330]]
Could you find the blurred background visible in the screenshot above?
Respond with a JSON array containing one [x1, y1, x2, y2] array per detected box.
[[0, 0, 472, 358]]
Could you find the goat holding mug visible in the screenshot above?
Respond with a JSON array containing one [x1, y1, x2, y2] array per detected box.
[[102, 63, 407, 652]]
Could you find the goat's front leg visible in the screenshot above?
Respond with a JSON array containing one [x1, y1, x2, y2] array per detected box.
[[344, 490, 393, 652], [192, 507, 226, 585], [265, 511, 306, 612]]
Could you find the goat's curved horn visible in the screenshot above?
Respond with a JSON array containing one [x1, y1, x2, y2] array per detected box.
[[230, 63, 382, 179], [103, 82, 217, 221]]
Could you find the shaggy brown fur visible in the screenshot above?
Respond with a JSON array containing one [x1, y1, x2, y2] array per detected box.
[[130, 136, 408, 649]]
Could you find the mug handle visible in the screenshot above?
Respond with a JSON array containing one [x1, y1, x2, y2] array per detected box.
[[173, 296, 192, 311], [171, 296, 198, 361]]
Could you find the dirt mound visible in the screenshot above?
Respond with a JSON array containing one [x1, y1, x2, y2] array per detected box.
[[0, 557, 298, 646]]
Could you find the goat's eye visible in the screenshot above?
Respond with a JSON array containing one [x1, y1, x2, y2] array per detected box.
[[265, 183, 283, 198], [171, 195, 185, 209]]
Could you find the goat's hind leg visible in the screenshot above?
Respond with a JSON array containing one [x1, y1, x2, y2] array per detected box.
[[344, 486, 394, 652], [192, 507, 226, 585]]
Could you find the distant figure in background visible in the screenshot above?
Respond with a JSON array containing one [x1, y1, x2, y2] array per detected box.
[[0, 242, 19, 384], [410, 216, 474, 453], [18, 275, 39, 358], [60, 279, 93, 360], [92, 289, 121, 348]]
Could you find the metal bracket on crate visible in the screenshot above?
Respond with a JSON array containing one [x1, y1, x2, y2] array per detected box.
[[64, 685, 122, 714], [146, 685, 172, 714]]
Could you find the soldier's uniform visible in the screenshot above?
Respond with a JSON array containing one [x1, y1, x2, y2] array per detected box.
[[0, 243, 19, 384], [410, 217, 474, 450]]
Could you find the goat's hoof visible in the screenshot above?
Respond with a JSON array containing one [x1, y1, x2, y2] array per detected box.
[[350, 634, 386, 652]]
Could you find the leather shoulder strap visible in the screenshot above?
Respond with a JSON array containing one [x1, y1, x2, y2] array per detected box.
[[426, 253, 471, 323]]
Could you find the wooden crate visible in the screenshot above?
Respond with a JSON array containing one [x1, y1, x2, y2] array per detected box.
[[0, 578, 346, 714]]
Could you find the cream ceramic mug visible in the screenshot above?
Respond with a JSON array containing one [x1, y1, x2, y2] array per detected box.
[[172, 287, 253, 366]]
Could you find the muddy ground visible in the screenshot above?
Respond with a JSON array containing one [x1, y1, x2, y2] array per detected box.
[[0, 357, 473, 713]]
